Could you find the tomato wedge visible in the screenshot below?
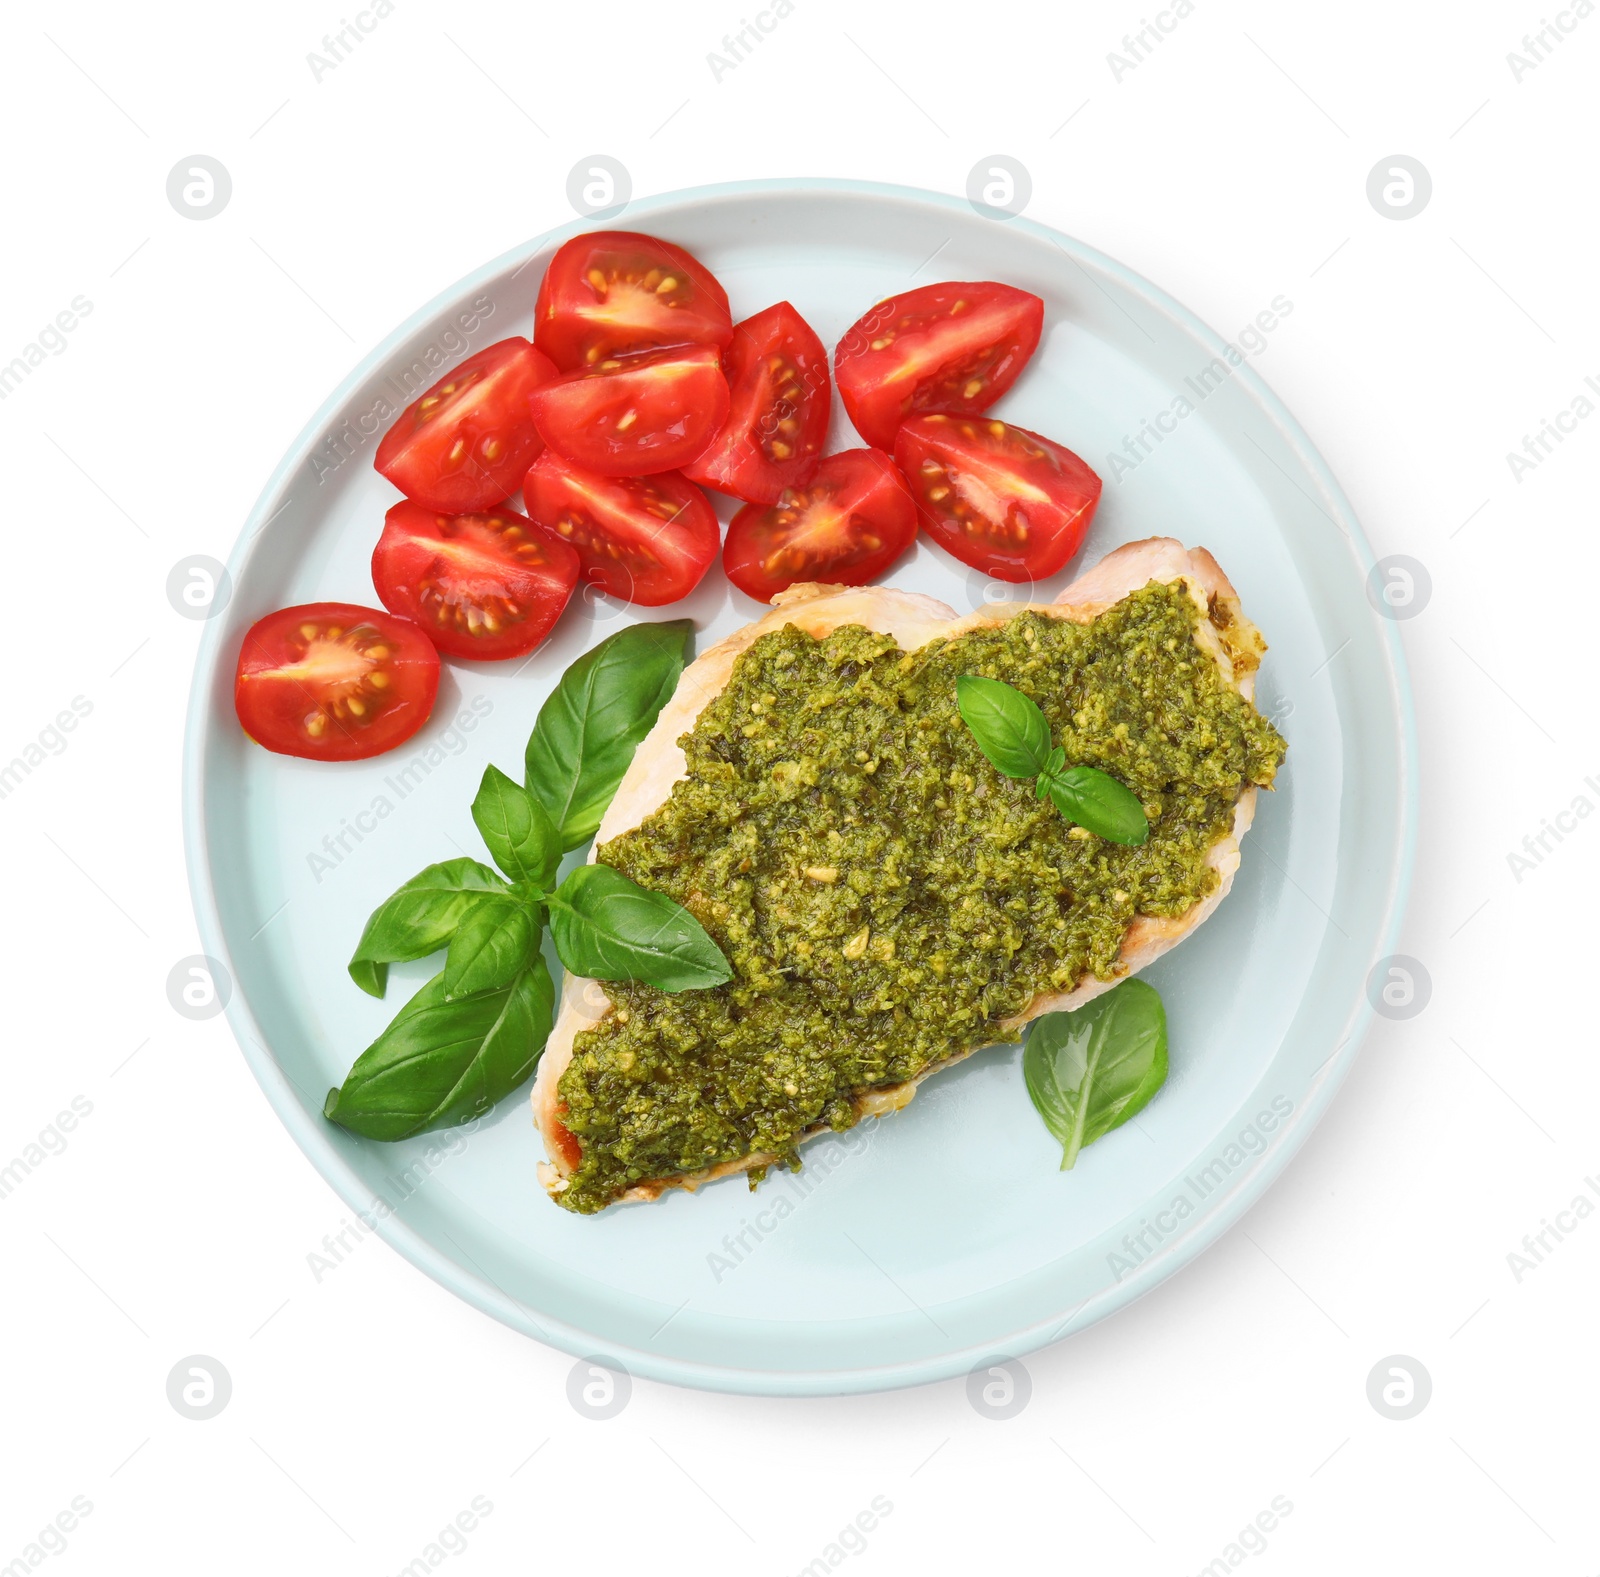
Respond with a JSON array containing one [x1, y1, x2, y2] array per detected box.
[[682, 302, 830, 505], [371, 502, 580, 660], [894, 413, 1102, 583], [835, 283, 1044, 449], [523, 453, 718, 606], [534, 230, 733, 370], [527, 345, 729, 477], [374, 338, 555, 512], [235, 603, 439, 762], [722, 449, 917, 602]]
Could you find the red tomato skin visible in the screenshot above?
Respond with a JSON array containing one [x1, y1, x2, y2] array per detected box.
[[534, 231, 733, 370], [834, 283, 1044, 450], [234, 603, 440, 763], [722, 448, 917, 603], [375, 338, 556, 512], [894, 413, 1103, 583], [681, 301, 831, 505], [522, 453, 719, 607], [371, 502, 580, 660], [527, 345, 730, 478]]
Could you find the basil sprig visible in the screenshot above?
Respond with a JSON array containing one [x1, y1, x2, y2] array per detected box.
[[1023, 978, 1168, 1169], [956, 675, 1149, 846], [325, 620, 726, 1141]]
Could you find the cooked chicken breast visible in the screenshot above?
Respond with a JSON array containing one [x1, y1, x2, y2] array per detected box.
[[533, 537, 1272, 1208]]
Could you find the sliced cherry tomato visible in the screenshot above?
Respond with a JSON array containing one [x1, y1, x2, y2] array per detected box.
[[522, 452, 718, 606], [371, 502, 580, 660], [834, 283, 1044, 450], [534, 230, 732, 370], [527, 345, 729, 478], [722, 449, 917, 602], [234, 603, 439, 762], [681, 301, 830, 505], [374, 338, 555, 512], [894, 413, 1102, 583]]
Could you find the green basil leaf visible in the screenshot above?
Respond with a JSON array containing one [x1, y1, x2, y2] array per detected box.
[[347, 858, 511, 997], [323, 959, 556, 1141], [1023, 978, 1168, 1170], [1044, 766, 1150, 846], [442, 898, 541, 999], [526, 619, 693, 849], [548, 863, 731, 992], [471, 764, 560, 889], [956, 675, 1053, 780]]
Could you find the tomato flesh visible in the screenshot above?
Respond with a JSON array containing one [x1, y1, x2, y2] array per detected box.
[[682, 301, 830, 505], [375, 338, 555, 512], [371, 502, 580, 660], [535, 230, 733, 370], [894, 413, 1102, 582], [527, 345, 729, 477], [235, 603, 440, 762], [835, 283, 1044, 450], [523, 453, 718, 606], [722, 448, 917, 602]]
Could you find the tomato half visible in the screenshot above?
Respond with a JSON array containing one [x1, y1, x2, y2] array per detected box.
[[371, 502, 580, 660], [234, 603, 440, 762], [527, 345, 729, 477], [522, 452, 719, 606], [894, 413, 1102, 583], [374, 338, 555, 512], [834, 283, 1044, 450], [534, 230, 733, 370], [722, 449, 917, 602], [681, 302, 830, 505]]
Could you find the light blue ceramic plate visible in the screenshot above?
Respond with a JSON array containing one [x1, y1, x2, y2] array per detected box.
[[184, 179, 1414, 1395]]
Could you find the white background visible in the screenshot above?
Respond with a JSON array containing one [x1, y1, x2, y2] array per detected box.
[[2, 0, 1597, 1571]]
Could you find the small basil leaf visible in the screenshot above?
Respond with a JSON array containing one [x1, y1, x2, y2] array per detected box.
[[1023, 978, 1168, 1170], [526, 619, 693, 850], [324, 960, 556, 1141], [1045, 766, 1150, 846], [347, 858, 511, 997], [472, 764, 560, 889], [442, 898, 541, 999], [956, 675, 1053, 780], [548, 863, 731, 992]]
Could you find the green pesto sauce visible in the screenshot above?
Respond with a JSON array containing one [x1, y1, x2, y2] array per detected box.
[[555, 582, 1286, 1213]]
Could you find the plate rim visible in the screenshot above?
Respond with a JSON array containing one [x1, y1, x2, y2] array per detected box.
[[183, 175, 1418, 1396]]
